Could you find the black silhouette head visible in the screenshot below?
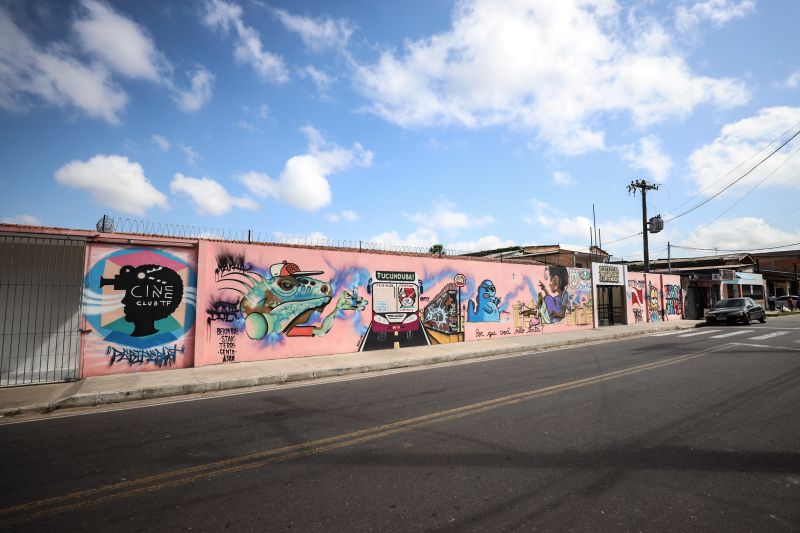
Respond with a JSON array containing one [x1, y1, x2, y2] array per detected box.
[[101, 264, 184, 337]]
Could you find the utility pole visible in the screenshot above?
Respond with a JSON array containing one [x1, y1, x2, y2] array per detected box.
[[627, 179, 659, 272], [668, 242, 671, 273]]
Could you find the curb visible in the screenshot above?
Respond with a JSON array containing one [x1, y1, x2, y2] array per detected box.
[[1, 323, 699, 417]]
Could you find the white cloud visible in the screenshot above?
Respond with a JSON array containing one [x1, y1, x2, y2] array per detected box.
[[300, 65, 334, 93], [353, 0, 749, 155], [180, 144, 203, 165], [407, 198, 493, 232], [371, 199, 503, 252], [525, 198, 641, 245], [680, 217, 800, 251], [0, 8, 127, 123], [326, 210, 360, 222], [273, 231, 330, 245], [447, 235, 515, 252], [236, 119, 263, 134], [238, 126, 373, 211], [203, 0, 288, 83], [73, 0, 166, 82], [369, 228, 440, 249], [273, 8, 354, 52], [151, 134, 170, 151], [237, 171, 279, 198], [622, 135, 673, 182], [783, 68, 800, 89], [174, 67, 214, 112], [675, 0, 755, 32], [1, 214, 42, 226], [169, 173, 257, 215], [553, 171, 572, 187], [54, 155, 168, 215], [687, 106, 800, 195]]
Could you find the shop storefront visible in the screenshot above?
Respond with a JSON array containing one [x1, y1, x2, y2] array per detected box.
[[592, 263, 627, 326]]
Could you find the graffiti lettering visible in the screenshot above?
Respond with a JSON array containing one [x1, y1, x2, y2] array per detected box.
[[215, 252, 250, 279], [664, 284, 682, 316], [207, 301, 239, 322], [598, 265, 621, 284], [106, 344, 184, 367], [633, 308, 643, 323], [215, 327, 238, 362]]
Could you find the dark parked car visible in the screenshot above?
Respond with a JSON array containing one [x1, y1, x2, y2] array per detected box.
[[706, 297, 766, 325], [775, 295, 799, 311]]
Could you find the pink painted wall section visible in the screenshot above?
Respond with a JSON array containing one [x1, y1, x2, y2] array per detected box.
[[81, 243, 197, 376], [661, 274, 683, 320], [195, 242, 594, 366], [626, 272, 683, 324]]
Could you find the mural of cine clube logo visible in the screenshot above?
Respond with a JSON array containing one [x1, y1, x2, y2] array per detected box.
[[83, 248, 197, 350]]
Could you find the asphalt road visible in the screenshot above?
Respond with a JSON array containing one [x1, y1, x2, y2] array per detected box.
[[2, 315, 800, 532]]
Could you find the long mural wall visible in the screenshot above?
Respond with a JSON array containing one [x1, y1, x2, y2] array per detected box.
[[81, 243, 197, 377], [195, 241, 594, 366], [78, 239, 691, 375], [626, 272, 682, 324]]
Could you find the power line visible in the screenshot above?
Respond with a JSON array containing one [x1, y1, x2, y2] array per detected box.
[[673, 242, 800, 253], [708, 143, 800, 224], [664, 123, 800, 216], [664, 128, 800, 222], [603, 231, 643, 245]]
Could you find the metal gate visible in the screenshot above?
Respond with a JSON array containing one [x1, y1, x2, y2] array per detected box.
[[0, 233, 86, 386]]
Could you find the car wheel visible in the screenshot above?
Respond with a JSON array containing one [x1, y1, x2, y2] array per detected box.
[[743, 313, 751, 325]]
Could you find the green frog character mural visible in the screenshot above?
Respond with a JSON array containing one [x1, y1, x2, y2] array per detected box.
[[219, 260, 367, 340]]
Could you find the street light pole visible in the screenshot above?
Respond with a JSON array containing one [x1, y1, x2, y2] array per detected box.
[[627, 179, 659, 273]]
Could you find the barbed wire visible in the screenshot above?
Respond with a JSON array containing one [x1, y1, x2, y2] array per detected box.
[[99, 215, 483, 258]]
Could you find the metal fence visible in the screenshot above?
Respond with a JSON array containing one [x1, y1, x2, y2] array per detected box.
[[0, 234, 85, 386]]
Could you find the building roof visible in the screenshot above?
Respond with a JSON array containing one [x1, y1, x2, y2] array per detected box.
[[621, 253, 756, 272], [463, 243, 609, 258]]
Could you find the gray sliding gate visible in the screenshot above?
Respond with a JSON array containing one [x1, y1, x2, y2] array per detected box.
[[0, 233, 85, 386]]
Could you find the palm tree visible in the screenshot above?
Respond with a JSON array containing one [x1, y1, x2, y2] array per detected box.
[[429, 244, 446, 256]]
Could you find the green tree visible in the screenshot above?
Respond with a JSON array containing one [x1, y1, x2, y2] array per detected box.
[[429, 244, 446, 256]]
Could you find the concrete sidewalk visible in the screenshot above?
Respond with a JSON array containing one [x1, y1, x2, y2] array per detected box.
[[0, 320, 701, 417]]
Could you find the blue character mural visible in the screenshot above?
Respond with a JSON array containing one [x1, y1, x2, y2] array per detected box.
[[468, 279, 501, 322]]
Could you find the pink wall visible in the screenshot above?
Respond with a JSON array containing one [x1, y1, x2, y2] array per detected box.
[[626, 272, 682, 324], [81, 243, 197, 376], [195, 241, 594, 366]]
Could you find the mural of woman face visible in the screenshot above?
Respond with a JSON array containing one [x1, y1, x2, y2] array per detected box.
[[549, 275, 560, 294]]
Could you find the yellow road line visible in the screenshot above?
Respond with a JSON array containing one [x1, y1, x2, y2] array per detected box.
[[0, 345, 726, 524]]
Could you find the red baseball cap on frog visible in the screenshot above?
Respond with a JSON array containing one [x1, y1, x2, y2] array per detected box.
[[269, 260, 324, 278]]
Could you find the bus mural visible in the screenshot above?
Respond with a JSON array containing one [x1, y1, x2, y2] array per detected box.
[[359, 270, 431, 351]]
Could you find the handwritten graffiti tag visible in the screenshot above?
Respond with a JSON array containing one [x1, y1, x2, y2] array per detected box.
[[106, 344, 184, 367], [664, 284, 682, 316]]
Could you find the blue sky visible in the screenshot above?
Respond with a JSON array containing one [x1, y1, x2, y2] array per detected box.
[[1, 0, 799, 260]]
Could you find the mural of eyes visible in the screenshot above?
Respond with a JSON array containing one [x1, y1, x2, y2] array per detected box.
[[279, 279, 295, 291]]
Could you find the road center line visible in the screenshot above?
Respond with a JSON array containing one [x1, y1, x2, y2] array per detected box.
[[0, 344, 730, 525], [729, 343, 800, 351]]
